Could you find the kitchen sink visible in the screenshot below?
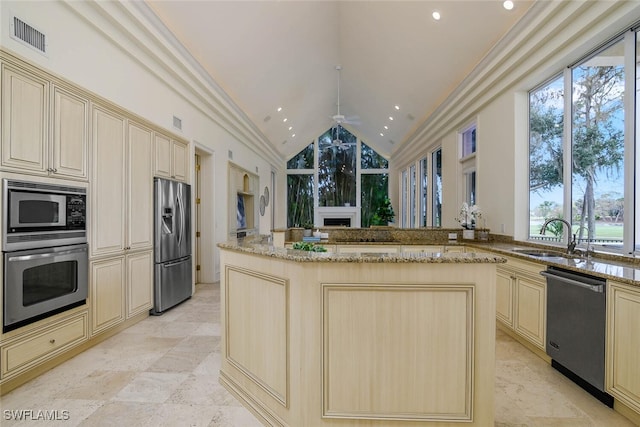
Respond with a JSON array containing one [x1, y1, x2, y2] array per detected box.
[[511, 248, 582, 260], [512, 248, 564, 257]]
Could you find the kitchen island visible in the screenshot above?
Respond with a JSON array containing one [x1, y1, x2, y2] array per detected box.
[[218, 241, 506, 427]]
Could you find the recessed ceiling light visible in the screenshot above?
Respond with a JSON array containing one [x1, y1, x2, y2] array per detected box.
[[384, 125, 389, 130], [263, 115, 271, 122], [292, 134, 296, 137], [394, 105, 400, 110], [288, 126, 293, 130], [389, 116, 394, 121], [283, 118, 288, 122], [432, 11, 441, 21], [380, 133, 384, 136], [277, 107, 282, 112], [503, 1, 514, 10]]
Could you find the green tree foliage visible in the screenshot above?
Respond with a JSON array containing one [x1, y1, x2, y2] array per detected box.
[[287, 174, 314, 228], [572, 65, 624, 241], [529, 89, 563, 192]]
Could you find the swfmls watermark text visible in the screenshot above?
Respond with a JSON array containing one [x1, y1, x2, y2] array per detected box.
[[3, 409, 70, 421]]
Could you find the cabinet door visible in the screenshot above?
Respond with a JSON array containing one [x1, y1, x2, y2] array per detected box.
[[514, 275, 546, 349], [52, 85, 88, 179], [337, 245, 399, 254], [128, 122, 153, 250], [153, 132, 171, 178], [1, 65, 48, 173], [496, 268, 514, 327], [91, 105, 126, 257], [90, 257, 125, 335], [402, 245, 443, 253], [607, 282, 640, 413], [171, 140, 188, 181], [126, 251, 153, 318]]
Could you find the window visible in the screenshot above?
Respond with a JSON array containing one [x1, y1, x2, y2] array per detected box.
[[459, 123, 477, 210], [571, 40, 624, 250], [461, 126, 476, 158], [529, 75, 564, 242], [409, 164, 417, 228], [361, 142, 389, 227], [529, 34, 629, 252], [401, 169, 408, 228], [419, 157, 428, 227], [287, 129, 389, 228], [287, 174, 314, 228], [432, 148, 442, 227], [287, 142, 314, 227], [318, 127, 356, 207]]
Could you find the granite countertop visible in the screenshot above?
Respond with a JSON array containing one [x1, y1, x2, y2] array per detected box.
[[221, 238, 640, 285], [218, 241, 506, 264], [467, 242, 640, 287]]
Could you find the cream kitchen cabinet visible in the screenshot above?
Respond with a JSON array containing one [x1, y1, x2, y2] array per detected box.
[[90, 251, 154, 336], [1, 310, 88, 381], [496, 267, 514, 327], [90, 107, 153, 258], [1, 64, 48, 174], [154, 132, 188, 182], [401, 245, 443, 253], [51, 85, 89, 179], [1, 64, 88, 179], [90, 108, 153, 336], [495, 256, 546, 350], [126, 250, 154, 318], [336, 245, 400, 254], [90, 256, 125, 335], [607, 280, 640, 416]]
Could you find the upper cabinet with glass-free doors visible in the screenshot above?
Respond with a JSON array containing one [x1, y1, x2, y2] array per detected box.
[[1, 61, 89, 180]]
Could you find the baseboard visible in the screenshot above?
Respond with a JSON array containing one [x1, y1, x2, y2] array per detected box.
[[496, 322, 551, 364], [219, 370, 287, 427]]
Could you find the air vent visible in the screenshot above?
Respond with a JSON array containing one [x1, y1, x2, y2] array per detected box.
[[11, 16, 46, 54], [173, 115, 182, 131]]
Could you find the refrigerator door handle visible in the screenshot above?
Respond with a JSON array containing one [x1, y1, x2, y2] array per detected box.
[[176, 190, 183, 246]]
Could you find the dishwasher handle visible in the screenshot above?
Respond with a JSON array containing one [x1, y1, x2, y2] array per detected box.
[[540, 270, 604, 293]]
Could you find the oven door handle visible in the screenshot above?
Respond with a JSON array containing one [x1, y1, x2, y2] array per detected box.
[[7, 248, 86, 262]]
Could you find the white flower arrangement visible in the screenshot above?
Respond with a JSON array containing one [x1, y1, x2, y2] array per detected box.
[[456, 202, 482, 229]]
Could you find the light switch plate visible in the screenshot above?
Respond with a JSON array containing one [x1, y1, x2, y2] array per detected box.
[[448, 233, 457, 240]]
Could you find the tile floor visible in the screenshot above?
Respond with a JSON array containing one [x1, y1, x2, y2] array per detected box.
[[1, 282, 636, 426]]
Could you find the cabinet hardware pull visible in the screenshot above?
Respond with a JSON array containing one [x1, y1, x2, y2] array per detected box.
[[49, 339, 56, 344]]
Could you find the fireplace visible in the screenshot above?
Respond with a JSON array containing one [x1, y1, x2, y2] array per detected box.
[[324, 218, 351, 227], [317, 206, 358, 228]]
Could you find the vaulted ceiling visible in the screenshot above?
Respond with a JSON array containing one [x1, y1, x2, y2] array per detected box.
[[145, 1, 533, 160]]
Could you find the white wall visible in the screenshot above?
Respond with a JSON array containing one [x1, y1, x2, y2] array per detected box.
[[0, 1, 284, 281]]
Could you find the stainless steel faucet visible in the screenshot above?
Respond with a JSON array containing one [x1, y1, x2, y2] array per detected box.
[[540, 218, 576, 254]]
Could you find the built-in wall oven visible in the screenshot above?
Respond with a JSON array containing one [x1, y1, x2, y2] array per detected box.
[[2, 179, 88, 332]]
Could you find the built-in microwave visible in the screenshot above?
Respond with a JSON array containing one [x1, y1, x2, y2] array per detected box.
[[2, 179, 87, 251]]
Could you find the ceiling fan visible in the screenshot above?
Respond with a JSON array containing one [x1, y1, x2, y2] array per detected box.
[[331, 65, 360, 127]]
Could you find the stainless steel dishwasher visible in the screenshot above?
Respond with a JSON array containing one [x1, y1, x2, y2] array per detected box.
[[541, 266, 613, 407]]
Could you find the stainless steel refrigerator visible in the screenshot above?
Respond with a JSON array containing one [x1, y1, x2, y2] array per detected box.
[[151, 177, 192, 314]]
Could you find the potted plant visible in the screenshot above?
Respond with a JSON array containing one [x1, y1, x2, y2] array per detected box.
[[301, 222, 314, 237], [371, 197, 395, 226], [456, 203, 482, 239]]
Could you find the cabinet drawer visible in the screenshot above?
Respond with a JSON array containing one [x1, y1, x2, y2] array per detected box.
[[1, 312, 88, 378]]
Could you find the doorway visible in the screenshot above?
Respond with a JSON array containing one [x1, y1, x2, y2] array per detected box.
[[193, 145, 217, 283]]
